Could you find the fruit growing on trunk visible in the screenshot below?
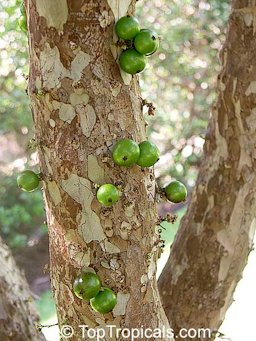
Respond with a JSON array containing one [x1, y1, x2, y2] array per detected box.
[[96, 184, 120, 207], [90, 288, 117, 314], [17, 170, 40, 192], [134, 29, 159, 55], [164, 180, 187, 203], [112, 138, 140, 167], [115, 16, 140, 40], [136, 141, 160, 167], [119, 49, 147, 74], [73, 272, 101, 300]]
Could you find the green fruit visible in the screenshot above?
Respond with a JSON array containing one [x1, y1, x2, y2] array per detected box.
[[112, 138, 140, 167], [90, 288, 117, 314], [18, 16, 27, 33], [115, 16, 140, 40], [20, 2, 26, 16], [96, 184, 119, 207], [134, 29, 159, 55], [119, 49, 147, 74], [17, 170, 40, 192], [164, 180, 187, 203], [136, 141, 160, 167], [73, 272, 101, 300]]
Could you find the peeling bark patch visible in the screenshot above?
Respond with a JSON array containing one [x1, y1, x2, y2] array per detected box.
[[80, 105, 97, 137], [36, 0, 68, 31], [40, 44, 90, 90], [113, 293, 130, 316], [106, 0, 131, 21], [70, 51, 90, 81], [61, 174, 105, 243], [47, 181, 62, 206], [88, 155, 105, 184], [70, 93, 89, 106], [59, 103, 76, 123]]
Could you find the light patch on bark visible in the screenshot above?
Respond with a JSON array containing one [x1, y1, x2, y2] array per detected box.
[[61, 174, 105, 243], [70, 51, 90, 81], [106, 0, 131, 21], [245, 80, 256, 96], [113, 293, 130, 316], [49, 118, 56, 127], [59, 103, 76, 123], [74, 250, 91, 268], [42, 146, 53, 174], [217, 184, 250, 282], [40, 44, 69, 89], [40, 44, 90, 90], [36, 0, 68, 31], [87, 154, 105, 184], [102, 241, 121, 254], [148, 255, 157, 280], [47, 181, 62, 206], [80, 105, 97, 137], [111, 84, 122, 97], [70, 93, 89, 106]]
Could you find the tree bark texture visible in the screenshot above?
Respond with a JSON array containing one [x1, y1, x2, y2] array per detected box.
[[159, 0, 256, 338], [27, 1, 170, 340], [0, 236, 45, 341]]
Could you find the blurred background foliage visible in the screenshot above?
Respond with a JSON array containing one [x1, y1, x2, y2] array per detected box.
[[0, 0, 230, 337]]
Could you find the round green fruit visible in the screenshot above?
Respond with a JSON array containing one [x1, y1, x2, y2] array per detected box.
[[96, 184, 119, 207], [112, 138, 140, 167], [17, 170, 40, 192], [73, 272, 101, 300], [134, 29, 159, 55], [115, 15, 140, 40], [18, 16, 27, 33], [136, 141, 160, 167], [164, 180, 187, 203], [90, 288, 117, 314], [119, 49, 147, 75]]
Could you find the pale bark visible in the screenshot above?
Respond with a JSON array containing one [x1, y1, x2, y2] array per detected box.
[[159, 0, 256, 338], [27, 1, 170, 340], [0, 236, 45, 341]]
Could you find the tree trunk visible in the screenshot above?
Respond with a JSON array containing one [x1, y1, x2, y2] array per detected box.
[[159, 0, 256, 338], [27, 1, 170, 340], [0, 235, 45, 341]]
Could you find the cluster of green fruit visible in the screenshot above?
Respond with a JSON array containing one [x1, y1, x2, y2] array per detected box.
[[18, 2, 27, 33], [96, 138, 160, 207], [115, 16, 159, 75], [95, 138, 187, 207], [73, 272, 117, 314]]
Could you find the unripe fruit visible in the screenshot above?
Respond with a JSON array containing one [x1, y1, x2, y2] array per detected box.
[[164, 180, 187, 203], [112, 139, 140, 167], [73, 272, 101, 300], [134, 29, 159, 55], [18, 16, 27, 33], [136, 141, 160, 167], [115, 16, 140, 40], [96, 184, 119, 207], [17, 170, 40, 192], [119, 49, 147, 75], [90, 288, 117, 314]]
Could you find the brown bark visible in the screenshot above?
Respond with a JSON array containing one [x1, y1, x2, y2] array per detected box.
[[27, 1, 170, 340], [159, 0, 256, 338], [0, 236, 45, 341]]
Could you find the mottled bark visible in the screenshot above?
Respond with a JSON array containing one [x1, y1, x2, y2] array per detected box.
[[27, 1, 170, 340], [159, 0, 256, 338], [0, 236, 45, 341]]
